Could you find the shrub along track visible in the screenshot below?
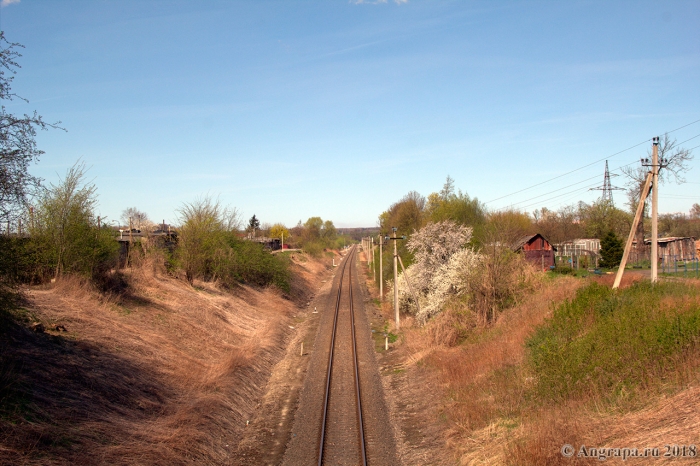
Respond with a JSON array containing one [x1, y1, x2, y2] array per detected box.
[[282, 246, 398, 466]]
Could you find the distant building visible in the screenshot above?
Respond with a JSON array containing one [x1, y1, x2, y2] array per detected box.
[[513, 233, 557, 269], [556, 238, 601, 257], [250, 236, 282, 251], [644, 237, 697, 262]]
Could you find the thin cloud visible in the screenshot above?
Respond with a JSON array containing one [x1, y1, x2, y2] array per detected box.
[[1, 0, 20, 7]]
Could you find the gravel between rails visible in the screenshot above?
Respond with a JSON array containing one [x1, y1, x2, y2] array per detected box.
[[282, 248, 399, 466]]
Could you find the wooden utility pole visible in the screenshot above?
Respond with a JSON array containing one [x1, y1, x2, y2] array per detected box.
[[386, 227, 406, 330], [367, 237, 371, 266], [613, 171, 653, 289], [651, 137, 659, 283], [393, 233, 399, 329], [379, 235, 383, 300], [371, 237, 375, 282]]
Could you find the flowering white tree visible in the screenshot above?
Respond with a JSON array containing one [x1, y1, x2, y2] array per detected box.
[[390, 220, 481, 324]]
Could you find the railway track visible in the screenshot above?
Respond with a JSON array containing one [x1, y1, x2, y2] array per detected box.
[[282, 245, 397, 466], [317, 245, 367, 465]]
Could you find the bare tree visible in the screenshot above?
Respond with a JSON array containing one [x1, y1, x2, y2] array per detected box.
[[622, 133, 694, 252], [690, 203, 700, 219], [121, 207, 149, 230], [0, 32, 63, 225]]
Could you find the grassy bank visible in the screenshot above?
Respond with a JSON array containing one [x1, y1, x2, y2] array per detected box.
[[528, 281, 700, 404], [381, 270, 700, 465]]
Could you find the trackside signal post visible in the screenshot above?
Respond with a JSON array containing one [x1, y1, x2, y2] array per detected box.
[[386, 227, 406, 330]]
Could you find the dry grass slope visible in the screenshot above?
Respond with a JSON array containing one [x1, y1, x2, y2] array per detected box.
[[0, 252, 331, 465]]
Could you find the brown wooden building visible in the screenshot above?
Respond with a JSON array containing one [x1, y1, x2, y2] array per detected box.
[[644, 237, 697, 262], [513, 233, 557, 269]]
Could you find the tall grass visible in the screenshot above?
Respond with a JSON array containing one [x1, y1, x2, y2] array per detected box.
[[402, 276, 700, 464], [527, 281, 700, 402]]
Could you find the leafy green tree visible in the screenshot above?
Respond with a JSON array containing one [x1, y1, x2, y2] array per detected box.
[[425, 176, 486, 236], [31, 162, 117, 279], [579, 200, 631, 240], [322, 220, 337, 242], [177, 197, 239, 283], [599, 230, 623, 269], [269, 223, 290, 241], [482, 209, 533, 246], [379, 191, 425, 236], [304, 217, 323, 240]]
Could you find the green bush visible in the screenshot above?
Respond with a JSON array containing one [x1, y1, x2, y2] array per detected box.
[[218, 237, 290, 292], [302, 240, 324, 257], [27, 162, 119, 281], [174, 198, 290, 291], [527, 281, 700, 402], [599, 230, 623, 269]]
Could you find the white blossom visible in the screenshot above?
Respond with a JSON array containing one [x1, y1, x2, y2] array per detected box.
[[389, 221, 481, 324]]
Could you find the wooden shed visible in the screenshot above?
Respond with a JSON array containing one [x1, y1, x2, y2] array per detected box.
[[513, 233, 557, 270], [644, 237, 697, 262]]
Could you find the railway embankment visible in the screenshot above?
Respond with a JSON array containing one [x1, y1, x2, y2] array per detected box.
[[0, 251, 337, 465], [368, 264, 700, 465]]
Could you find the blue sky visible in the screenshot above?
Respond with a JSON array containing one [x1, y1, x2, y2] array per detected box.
[[1, 0, 699, 227]]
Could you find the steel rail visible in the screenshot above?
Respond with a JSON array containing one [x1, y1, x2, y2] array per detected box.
[[348, 249, 368, 465], [317, 246, 367, 466]]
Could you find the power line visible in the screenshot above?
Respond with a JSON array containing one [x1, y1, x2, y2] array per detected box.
[[484, 139, 648, 204], [498, 161, 636, 209], [485, 119, 700, 205], [667, 118, 700, 135], [677, 133, 700, 146], [517, 182, 603, 211], [660, 195, 700, 200]]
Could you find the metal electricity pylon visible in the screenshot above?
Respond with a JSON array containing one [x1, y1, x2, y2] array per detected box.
[[590, 160, 624, 203]]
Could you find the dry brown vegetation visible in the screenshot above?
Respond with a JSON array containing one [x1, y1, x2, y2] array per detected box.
[[0, 252, 331, 465], [371, 264, 700, 465]]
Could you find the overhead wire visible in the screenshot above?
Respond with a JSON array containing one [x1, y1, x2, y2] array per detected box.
[[517, 182, 603, 211], [498, 160, 637, 210], [518, 140, 700, 211], [485, 118, 700, 205], [484, 139, 648, 204]]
